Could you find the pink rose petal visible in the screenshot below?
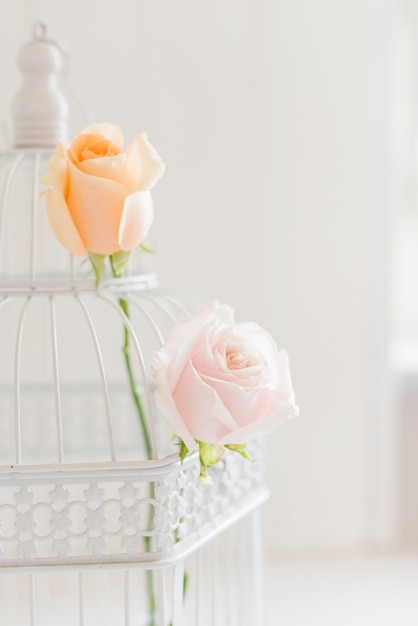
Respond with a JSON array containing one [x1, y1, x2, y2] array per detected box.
[[152, 353, 197, 451], [151, 302, 298, 449], [173, 358, 238, 443], [218, 401, 298, 446], [160, 303, 234, 391]]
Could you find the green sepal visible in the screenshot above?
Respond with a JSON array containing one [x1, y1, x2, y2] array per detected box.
[[139, 242, 154, 254], [179, 439, 189, 463], [198, 441, 227, 468], [225, 443, 252, 461], [110, 250, 131, 278], [198, 466, 212, 485], [196, 441, 229, 483], [88, 252, 106, 286]]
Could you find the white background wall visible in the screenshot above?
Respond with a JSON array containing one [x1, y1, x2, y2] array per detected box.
[[0, 0, 407, 556]]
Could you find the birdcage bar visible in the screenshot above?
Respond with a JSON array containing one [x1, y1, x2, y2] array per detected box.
[[49, 295, 64, 463], [30, 153, 41, 281], [0, 154, 23, 265], [14, 296, 30, 465], [77, 571, 83, 625], [29, 572, 36, 626], [75, 294, 117, 462], [97, 291, 159, 459]]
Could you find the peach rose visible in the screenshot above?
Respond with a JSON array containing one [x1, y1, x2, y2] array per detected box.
[[151, 302, 298, 454], [42, 123, 165, 256]]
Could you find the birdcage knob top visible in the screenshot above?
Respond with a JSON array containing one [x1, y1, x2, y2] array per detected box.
[[11, 23, 68, 148]]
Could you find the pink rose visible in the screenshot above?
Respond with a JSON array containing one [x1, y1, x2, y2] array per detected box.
[[151, 302, 298, 454], [41, 123, 165, 256]]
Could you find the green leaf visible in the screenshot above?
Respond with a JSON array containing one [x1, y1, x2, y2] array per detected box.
[[88, 252, 106, 285]]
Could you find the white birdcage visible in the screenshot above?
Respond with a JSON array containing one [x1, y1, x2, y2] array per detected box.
[[0, 25, 268, 626]]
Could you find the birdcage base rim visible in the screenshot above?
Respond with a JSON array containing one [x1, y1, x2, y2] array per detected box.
[[0, 452, 191, 482]]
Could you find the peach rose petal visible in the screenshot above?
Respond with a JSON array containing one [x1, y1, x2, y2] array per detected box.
[[68, 129, 164, 192], [75, 150, 134, 188], [41, 141, 68, 190], [45, 187, 86, 256], [69, 134, 116, 168], [126, 132, 166, 191], [118, 191, 154, 251], [67, 159, 128, 255], [79, 123, 123, 152]]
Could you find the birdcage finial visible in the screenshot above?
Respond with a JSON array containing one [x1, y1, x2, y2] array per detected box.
[[11, 22, 68, 148]]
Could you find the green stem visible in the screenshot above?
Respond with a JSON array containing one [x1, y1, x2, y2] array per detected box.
[[110, 256, 156, 626], [118, 297, 153, 459], [109, 257, 152, 460]]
